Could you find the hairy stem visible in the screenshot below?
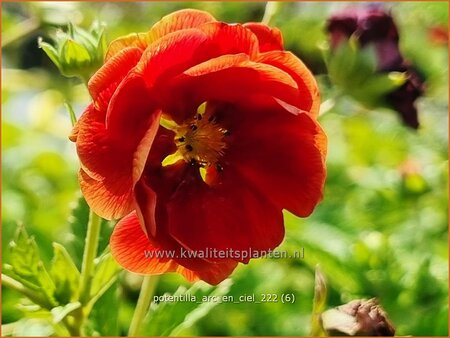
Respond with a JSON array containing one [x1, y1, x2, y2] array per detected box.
[[79, 210, 102, 304]]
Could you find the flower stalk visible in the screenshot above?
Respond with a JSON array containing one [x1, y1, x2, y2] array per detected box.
[[128, 275, 160, 336], [262, 1, 280, 25], [78, 210, 102, 304]]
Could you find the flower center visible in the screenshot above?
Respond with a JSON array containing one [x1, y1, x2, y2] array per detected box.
[[161, 103, 229, 171]]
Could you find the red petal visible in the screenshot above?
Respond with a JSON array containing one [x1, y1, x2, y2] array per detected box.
[[243, 22, 283, 52], [89, 47, 142, 112], [79, 169, 134, 220], [134, 28, 210, 88], [105, 74, 162, 184], [199, 22, 259, 59], [105, 34, 149, 61], [136, 20, 261, 90], [225, 98, 327, 217], [256, 51, 320, 115], [166, 54, 301, 122], [149, 9, 217, 41], [105, 9, 216, 61], [75, 104, 117, 181], [110, 212, 237, 284], [76, 101, 161, 219]]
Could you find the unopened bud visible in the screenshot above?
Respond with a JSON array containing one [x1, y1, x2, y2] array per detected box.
[[39, 22, 106, 81]]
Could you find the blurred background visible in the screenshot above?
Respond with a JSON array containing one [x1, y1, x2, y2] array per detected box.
[[2, 1, 448, 336]]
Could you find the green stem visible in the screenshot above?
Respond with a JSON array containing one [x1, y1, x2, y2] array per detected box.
[[128, 276, 160, 336], [262, 1, 280, 25], [78, 210, 102, 304], [64, 102, 78, 127]]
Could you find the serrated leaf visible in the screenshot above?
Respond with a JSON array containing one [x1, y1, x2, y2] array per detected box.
[[50, 243, 80, 304], [140, 279, 232, 336], [5, 225, 57, 308]]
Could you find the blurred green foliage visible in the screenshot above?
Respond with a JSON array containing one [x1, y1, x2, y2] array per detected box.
[[2, 1, 448, 336]]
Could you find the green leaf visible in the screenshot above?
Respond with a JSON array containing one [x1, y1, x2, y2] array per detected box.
[[328, 40, 377, 90], [50, 243, 80, 304], [327, 39, 408, 110], [88, 281, 120, 336], [140, 280, 232, 336], [38, 39, 62, 71], [4, 225, 57, 308], [350, 72, 408, 107]]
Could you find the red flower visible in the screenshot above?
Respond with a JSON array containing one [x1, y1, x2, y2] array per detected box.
[[70, 9, 327, 284]]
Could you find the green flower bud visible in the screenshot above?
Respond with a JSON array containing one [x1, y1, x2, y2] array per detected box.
[[39, 22, 106, 81]]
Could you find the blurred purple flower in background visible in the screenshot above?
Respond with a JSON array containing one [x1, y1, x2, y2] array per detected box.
[[327, 6, 425, 129]]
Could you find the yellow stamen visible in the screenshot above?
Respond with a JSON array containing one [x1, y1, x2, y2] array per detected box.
[[199, 167, 207, 182], [161, 152, 183, 166], [159, 116, 178, 130], [160, 102, 229, 173], [178, 113, 226, 165]]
